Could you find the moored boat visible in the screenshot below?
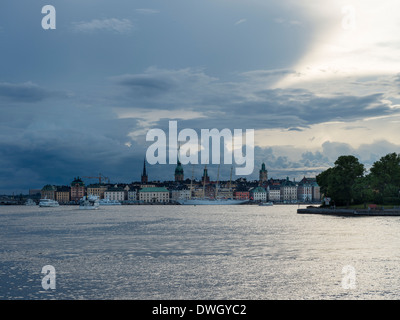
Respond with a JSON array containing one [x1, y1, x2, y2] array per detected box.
[[39, 198, 60, 207], [98, 198, 121, 205], [25, 199, 37, 206], [259, 202, 273, 206], [79, 195, 100, 210]]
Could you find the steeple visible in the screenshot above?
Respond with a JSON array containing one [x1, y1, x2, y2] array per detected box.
[[174, 144, 184, 182], [259, 162, 268, 186], [141, 159, 148, 184], [202, 165, 210, 184]]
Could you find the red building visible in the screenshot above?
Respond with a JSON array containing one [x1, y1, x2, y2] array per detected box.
[[234, 191, 250, 200], [70, 177, 85, 202]]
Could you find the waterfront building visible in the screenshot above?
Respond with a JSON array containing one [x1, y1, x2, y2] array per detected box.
[[141, 160, 148, 184], [267, 185, 281, 202], [170, 188, 191, 201], [70, 177, 85, 202], [41, 185, 56, 200], [259, 162, 268, 186], [104, 185, 126, 202], [139, 187, 170, 203], [280, 177, 298, 202], [193, 187, 206, 199], [297, 177, 313, 202], [216, 187, 233, 199], [234, 190, 250, 200], [296, 177, 321, 202], [250, 186, 267, 202], [55, 186, 70, 204], [86, 184, 108, 199], [127, 189, 138, 201], [312, 181, 321, 202]]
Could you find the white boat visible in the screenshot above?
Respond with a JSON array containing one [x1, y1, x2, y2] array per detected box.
[[177, 198, 248, 205], [25, 199, 37, 206], [259, 202, 273, 206], [39, 198, 60, 207], [79, 195, 100, 210], [98, 198, 121, 206]]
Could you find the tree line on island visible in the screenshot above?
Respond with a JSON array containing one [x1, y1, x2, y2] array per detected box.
[[316, 153, 400, 207]]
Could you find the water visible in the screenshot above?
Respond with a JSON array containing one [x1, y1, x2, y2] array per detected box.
[[1, 204, 400, 300]]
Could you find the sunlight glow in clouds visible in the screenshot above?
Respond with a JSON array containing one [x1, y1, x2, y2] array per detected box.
[[255, 113, 400, 151], [275, 0, 400, 89]]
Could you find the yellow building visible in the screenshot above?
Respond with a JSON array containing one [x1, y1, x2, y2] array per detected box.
[[56, 186, 70, 204], [86, 184, 108, 199], [41, 185, 56, 200]]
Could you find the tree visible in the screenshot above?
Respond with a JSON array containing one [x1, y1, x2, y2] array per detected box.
[[317, 155, 365, 207], [316, 167, 334, 198], [369, 153, 400, 204], [351, 175, 374, 207]]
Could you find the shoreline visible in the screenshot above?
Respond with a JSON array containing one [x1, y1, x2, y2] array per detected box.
[[297, 207, 400, 216]]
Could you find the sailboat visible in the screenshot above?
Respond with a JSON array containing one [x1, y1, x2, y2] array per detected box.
[[177, 165, 248, 205]]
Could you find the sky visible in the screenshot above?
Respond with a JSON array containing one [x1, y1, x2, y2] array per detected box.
[[1, 0, 400, 194]]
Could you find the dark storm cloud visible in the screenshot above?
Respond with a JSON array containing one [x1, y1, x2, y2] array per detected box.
[[110, 68, 396, 132], [0, 82, 70, 104], [0, 126, 148, 194], [0, 82, 49, 103], [115, 74, 174, 97]]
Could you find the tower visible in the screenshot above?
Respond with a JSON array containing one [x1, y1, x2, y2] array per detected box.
[[174, 160, 184, 182], [202, 166, 210, 184], [141, 159, 148, 184], [259, 162, 268, 186]]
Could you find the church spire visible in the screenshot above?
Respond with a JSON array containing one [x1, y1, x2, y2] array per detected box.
[[141, 158, 148, 184]]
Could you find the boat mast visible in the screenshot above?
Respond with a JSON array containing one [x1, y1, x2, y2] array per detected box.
[[202, 164, 207, 199], [190, 165, 194, 199], [229, 166, 233, 196], [215, 164, 220, 199]]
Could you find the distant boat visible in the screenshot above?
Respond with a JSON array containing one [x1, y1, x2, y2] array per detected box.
[[79, 195, 100, 210], [98, 198, 121, 206], [259, 202, 273, 206], [39, 198, 59, 207], [25, 199, 37, 206]]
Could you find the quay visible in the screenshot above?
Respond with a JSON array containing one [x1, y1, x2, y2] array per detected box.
[[297, 207, 400, 216]]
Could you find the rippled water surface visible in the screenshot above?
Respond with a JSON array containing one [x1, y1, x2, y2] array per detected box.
[[1, 204, 400, 300]]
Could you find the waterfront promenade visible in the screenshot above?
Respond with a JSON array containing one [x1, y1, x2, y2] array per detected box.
[[297, 207, 400, 216]]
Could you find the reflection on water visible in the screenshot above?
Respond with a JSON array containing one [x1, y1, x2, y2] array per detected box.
[[1, 204, 400, 299]]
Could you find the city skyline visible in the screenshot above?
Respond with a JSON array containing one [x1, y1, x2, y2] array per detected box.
[[1, 1, 400, 194]]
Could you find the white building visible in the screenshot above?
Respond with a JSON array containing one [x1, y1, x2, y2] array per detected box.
[[139, 187, 170, 203], [104, 186, 126, 202], [267, 185, 281, 202], [280, 177, 298, 203], [170, 189, 191, 201], [250, 186, 267, 201]]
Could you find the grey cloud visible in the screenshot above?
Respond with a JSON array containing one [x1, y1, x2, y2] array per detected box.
[[111, 68, 395, 133], [115, 74, 174, 96], [0, 82, 49, 103], [71, 18, 134, 34], [135, 9, 160, 14]]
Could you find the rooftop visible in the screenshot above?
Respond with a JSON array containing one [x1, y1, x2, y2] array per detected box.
[[140, 187, 169, 193]]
